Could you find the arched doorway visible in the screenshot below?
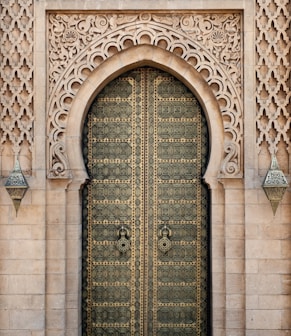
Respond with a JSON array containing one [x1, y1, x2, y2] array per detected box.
[[82, 67, 210, 335]]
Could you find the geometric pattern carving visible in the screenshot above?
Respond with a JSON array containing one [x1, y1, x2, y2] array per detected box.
[[47, 12, 243, 179], [0, 0, 34, 174], [256, 0, 291, 173]]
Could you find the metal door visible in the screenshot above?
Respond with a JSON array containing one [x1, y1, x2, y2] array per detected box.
[[82, 67, 210, 335]]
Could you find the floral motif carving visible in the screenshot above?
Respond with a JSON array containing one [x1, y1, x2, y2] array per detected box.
[[256, 0, 291, 173], [0, 0, 34, 175], [47, 12, 243, 178]]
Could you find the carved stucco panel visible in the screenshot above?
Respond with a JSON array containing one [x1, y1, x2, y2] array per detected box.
[[256, 0, 291, 174], [47, 12, 243, 179], [0, 0, 34, 175]]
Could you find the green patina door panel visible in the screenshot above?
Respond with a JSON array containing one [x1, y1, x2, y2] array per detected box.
[[82, 67, 210, 335]]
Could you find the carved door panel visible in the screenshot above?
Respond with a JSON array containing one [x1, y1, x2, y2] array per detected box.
[[82, 67, 209, 335]]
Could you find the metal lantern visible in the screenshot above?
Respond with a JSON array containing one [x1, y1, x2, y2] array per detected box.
[[5, 159, 29, 214], [262, 154, 289, 215]]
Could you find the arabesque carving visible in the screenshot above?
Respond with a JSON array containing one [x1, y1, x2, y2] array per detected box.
[[47, 12, 243, 178], [256, 0, 291, 173], [0, 0, 34, 175]]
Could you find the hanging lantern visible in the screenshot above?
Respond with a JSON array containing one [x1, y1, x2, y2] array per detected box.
[[5, 159, 29, 214], [262, 154, 289, 215]]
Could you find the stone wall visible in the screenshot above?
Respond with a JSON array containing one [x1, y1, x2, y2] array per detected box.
[[0, 0, 290, 335]]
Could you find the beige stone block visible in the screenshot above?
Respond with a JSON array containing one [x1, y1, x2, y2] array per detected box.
[[31, 331, 45, 336], [245, 190, 258, 204], [246, 240, 281, 259], [45, 331, 66, 336], [245, 204, 272, 224], [66, 206, 81, 226], [225, 330, 244, 336], [253, 332, 291, 336], [66, 259, 81, 275], [10, 225, 32, 240], [46, 189, 67, 205], [226, 259, 244, 274], [12, 240, 45, 260], [14, 206, 45, 225], [46, 240, 65, 259], [8, 275, 44, 294], [66, 274, 79, 293], [211, 257, 225, 273], [259, 259, 291, 274], [0, 295, 44, 310], [245, 223, 259, 239], [212, 238, 225, 258], [212, 306, 225, 329], [0, 241, 12, 259], [211, 223, 224, 238], [280, 204, 291, 224], [66, 224, 81, 241], [211, 328, 225, 336], [46, 274, 65, 294], [246, 274, 281, 295], [66, 294, 79, 309], [0, 206, 10, 224], [211, 186, 225, 205], [225, 239, 244, 259], [225, 224, 244, 239], [67, 188, 81, 202], [246, 309, 281, 330], [66, 328, 82, 336], [46, 309, 65, 329], [46, 224, 65, 240], [66, 308, 79, 329], [66, 240, 81, 260], [225, 189, 244, 204], [46, 259, 65, 274], [10, 309, 45, 329], [0, 225, 11, 239], [0, 332, 31, 336], [46, 205, 66, 225], [225, 205, 244, 224], [10, 224, 44, 240], [226, 294, 244, 309], [31, 190, 46, 205], [0, 276, 10, 294], [281, 275, 291, 294], [46, 294, 65, 310], [226, 274, 244, 294], [281, 309, 291, 329], [259, 295, 291, 310], [212, 268, 225, 293], [246, 294, 258, 309], [0, 309, 10, 329], [245, 260, 258, 274], [281, 240, 291, 259], [260, 223, 291, 240], [0, 259, 44, 275], [225, 309, 245, 329], [280, 295, 291, 309]]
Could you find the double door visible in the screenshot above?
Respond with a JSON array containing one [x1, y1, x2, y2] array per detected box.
[[82, 67, 210, 335]]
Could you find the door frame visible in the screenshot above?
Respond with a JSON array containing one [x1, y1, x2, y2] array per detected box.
[[63, 46, 230, 335]]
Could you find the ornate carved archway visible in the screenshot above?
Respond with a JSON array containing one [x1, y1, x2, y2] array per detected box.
[[66, 45, 224, 187], [47, 11, 243, 180]]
